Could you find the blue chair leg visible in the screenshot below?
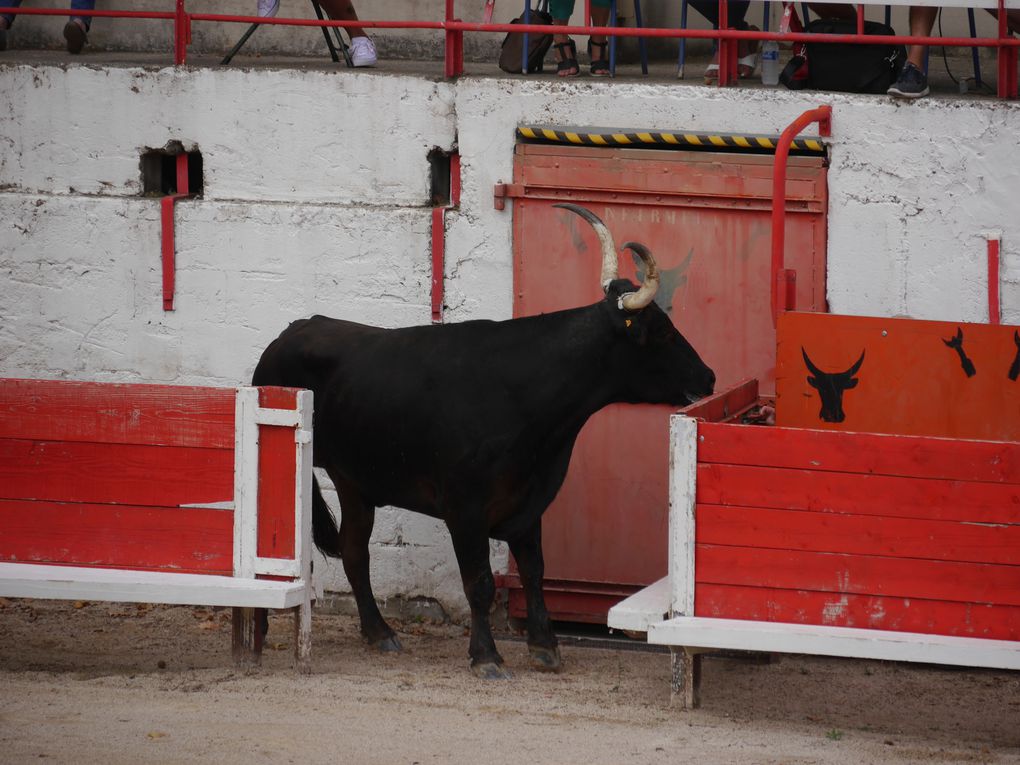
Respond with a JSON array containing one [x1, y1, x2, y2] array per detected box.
[[634, 0, 649, 74], [678, 0, 689, 77], [801, 3, 810, 24], [763, 0, 770, 30], [609, 0, 617, 75], [968, 6, 983, 88], [884, 4, 891, 27], [522, 1, 530, 75]]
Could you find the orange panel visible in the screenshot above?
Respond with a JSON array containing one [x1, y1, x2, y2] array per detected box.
[[510, 144, 828, 619], [777, 312, 1020, 440]]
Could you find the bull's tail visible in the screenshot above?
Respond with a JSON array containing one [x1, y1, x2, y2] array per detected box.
[[312, 475, 342, 558]]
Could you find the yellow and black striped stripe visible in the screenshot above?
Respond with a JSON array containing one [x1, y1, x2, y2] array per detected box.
[[516, 125, 826, 154]]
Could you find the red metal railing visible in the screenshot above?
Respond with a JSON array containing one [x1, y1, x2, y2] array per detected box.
[[2, 1, 1017, 96]]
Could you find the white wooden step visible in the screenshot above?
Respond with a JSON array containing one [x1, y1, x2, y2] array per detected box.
[[647, 616, 1020, 671], [607, 577, 670, 634], [0, 562, 309, 610]]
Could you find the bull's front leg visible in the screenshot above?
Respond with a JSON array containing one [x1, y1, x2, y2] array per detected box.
[[449, 522, 509, 679], [508, 519, 561, 672]]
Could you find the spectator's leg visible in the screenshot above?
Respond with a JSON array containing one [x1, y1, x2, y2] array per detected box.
[[688, 0, 750, 81], [888, 5, 935, 98], [318, 0, 368, 40], [319, 0, 376, 66], [550, 0, 580, 76], [587, 0, 613, 76], [984, 8, 1020, 35], [64, 0, 95, 54], [1, 0, 24, 51]]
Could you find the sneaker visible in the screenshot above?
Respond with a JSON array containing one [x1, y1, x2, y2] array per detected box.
[[349, 36, 377, 67], [887, 61, 929, 99], [257, 0, 279, 18], [63, 19, 87, 54]]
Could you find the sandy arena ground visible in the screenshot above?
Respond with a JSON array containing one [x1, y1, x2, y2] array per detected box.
[[1, 597, 1018, 764]]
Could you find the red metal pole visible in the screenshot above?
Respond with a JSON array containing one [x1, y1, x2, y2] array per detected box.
[[444, 0, 463, 77], [987, 233, 1001, 324], [174, 0, 189, 65], [771, 105, 832, 326], [856, 4, 864, 35]]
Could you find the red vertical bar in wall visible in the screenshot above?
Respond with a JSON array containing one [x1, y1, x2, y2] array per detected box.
[[988, 234, 1001, 324], [161, 197, 176, 311], [176, 152, 189, 196], [432, 208, 445, 323], [450, 152, 461, 207]]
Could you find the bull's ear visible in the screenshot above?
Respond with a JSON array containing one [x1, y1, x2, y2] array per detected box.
[[845, 378, 859, 389], [806, 377, 819, 389]]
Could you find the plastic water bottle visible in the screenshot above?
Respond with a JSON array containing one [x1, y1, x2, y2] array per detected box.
[[761, 40, 780, 86]]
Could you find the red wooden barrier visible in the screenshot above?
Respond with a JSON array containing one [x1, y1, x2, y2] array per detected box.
[[0, 378, 314, 671]]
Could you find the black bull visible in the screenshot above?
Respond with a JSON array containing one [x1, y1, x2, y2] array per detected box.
[[252, 204, 715, 678]]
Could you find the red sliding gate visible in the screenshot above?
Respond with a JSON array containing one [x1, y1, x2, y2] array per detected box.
[[504, 141, 828, 622]]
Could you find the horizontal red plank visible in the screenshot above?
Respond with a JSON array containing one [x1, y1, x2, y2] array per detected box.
[[696, 544, 1020, 607], [0, 378, 236, 448], [697, 421, 1020, 484], [258, 386, 302, 409], [694, 583, 1020, 641], [697, 504, 1020, 566], [697, 463, 1020, 525], [0, 499, 233, 574], [0, 438, 233, 507]]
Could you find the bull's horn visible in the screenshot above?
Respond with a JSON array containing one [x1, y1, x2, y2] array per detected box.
[[554, 203, 618, 291], [619, 242, 660, 312]]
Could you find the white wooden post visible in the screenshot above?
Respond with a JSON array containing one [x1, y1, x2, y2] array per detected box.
[[668, 415, 701, 709]]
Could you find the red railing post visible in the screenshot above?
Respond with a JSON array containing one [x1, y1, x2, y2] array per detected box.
[[444, 0, 464, 78], [174, 0, 190, 65], [771, 105, 832, 325]]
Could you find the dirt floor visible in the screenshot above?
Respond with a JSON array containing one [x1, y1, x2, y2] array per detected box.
[[1, 598, 1019, 765]]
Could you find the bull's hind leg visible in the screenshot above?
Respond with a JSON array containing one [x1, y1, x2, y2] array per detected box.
[[334, 479, 402, 652], [508, 520, 561, 672]]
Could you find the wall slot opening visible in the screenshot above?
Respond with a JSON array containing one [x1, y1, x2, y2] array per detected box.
[[428, 148, 452, 207], [141, 142, 203, 196]]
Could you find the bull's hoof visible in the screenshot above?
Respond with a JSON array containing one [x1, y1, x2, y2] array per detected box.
[[472, 661, 512, 680], [374, 635, 403, 653], [528, 645, 563, 673]]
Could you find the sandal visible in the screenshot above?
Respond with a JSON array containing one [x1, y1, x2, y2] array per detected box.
[[588, 39, 610, 77], [553, 39, 580, 77]]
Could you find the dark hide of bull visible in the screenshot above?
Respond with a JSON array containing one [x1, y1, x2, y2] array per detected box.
[[252, 205, 715, 679]]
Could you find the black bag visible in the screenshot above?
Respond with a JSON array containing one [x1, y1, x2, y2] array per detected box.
[[498, 5, 553, 74], [780, 18, 906, 94]]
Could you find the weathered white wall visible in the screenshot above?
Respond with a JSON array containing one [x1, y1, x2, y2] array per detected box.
[[2, 60, 1018, 617]]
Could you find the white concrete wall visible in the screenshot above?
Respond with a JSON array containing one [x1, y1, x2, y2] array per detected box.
[[2, 60, 1019, 616]]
